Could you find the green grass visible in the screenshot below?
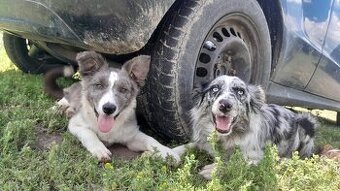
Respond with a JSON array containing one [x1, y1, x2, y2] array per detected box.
[[0, 32, 339, 190]]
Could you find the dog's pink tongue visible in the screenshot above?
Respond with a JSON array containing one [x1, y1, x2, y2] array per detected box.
[[98, 115, 115, 133], [215, 116, 232, 133]]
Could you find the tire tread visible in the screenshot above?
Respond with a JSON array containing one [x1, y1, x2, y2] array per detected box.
[[146, 0, 203, 141]]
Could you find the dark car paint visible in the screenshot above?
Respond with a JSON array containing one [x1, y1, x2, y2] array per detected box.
[[270, 0, 330, 90], [264, 0, 340, 110], [0, 0, 175, 54], [306, 0, 340, 102], [0, 0, 339, 111]]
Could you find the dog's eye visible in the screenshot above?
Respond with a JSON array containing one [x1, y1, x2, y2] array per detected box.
[[237, 89, 244, 95], [212, 86, 219, 92], [118, 86, 128, 93], [94, 83, 103, 89], [233, 87, 245, 96]]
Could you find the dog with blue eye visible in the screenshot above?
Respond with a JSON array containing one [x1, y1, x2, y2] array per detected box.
[[173, 75, 317, 179]]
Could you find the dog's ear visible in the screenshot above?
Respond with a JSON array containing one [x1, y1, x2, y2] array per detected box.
[[122, 55, 151, 87], [248, 85, 266, 109], [192, 85, 204, 105], [192, 81, 210, 106], [76, 51, 107, 76]]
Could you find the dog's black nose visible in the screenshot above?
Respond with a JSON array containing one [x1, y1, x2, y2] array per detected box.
[[102, 103, 116, 115], [218, 99, 232, 113]]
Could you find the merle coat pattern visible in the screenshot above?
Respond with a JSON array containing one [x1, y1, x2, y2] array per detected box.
[[173, 75, 317, 179]]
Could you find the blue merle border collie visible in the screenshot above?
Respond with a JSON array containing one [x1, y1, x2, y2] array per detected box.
[[173, 75, 317, 179]]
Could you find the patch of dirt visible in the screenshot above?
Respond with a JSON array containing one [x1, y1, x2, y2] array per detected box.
[[36, 125, 63, 151], [108, 144, 142, 160]]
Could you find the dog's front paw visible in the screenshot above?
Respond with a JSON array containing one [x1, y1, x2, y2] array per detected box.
[[55, 98, 70, 113], [65, 107, 76, 118], [89, 144, 112, 162], [157, 147, 181, 164], [166, 149, 181, 164], [199, 163, 216, 180], [172, 145, 187, 157]]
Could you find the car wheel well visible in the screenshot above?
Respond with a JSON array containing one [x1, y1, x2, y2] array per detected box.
[[256, 0, 284, 74], [143, 0, 186, 54]]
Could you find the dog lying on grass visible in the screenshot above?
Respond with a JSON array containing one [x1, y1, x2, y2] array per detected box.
[[174, 75, 317, 179], [45, 51, 179, 162]]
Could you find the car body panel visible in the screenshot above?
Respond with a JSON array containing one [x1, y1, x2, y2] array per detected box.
[[0, 0, 175, 54], [267, 81, 340, 111], [270, 0, 332, 90], [306, 0, 340, 102]]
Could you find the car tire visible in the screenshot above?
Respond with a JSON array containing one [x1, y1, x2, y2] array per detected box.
[[143, 0, 271, 141], [3, 33, 64, 74]]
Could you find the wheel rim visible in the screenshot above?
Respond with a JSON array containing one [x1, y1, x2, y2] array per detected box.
[[194, 13, 261, 87], [25, 39, 60, 65]]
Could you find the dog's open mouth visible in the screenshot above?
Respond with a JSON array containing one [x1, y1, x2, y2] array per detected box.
[[97, 115, 115, 133], [213, 115, 233, 134], [94, 108, 120, 133]]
